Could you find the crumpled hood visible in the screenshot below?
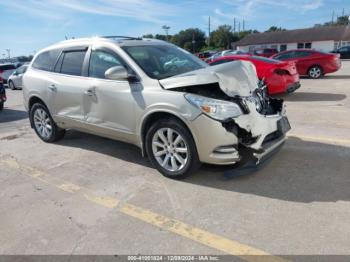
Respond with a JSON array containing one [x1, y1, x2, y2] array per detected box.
[[159, 60, 259, 97]]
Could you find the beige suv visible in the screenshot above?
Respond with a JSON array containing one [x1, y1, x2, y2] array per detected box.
[[23, 36, 290, 178]]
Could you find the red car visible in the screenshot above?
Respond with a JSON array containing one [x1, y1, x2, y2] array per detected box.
[[209, 55, 300, 95], [271, 49, 341, 79], [253, 48, 278, 57]]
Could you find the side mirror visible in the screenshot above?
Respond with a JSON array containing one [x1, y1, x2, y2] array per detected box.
[[105, 66, 129, 81]]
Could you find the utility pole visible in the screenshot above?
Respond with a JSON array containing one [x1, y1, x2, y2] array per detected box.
[[332, 10, 335, 24], [342, 8, 345, 16], [238, 22, 241, 34], [243, 19, 245, 31], [5, 49, 10, 59], [233, 17, 236, 33], [208, 16, 211, 47], [162, 25, 170, 41], [192, 33, 196, 53]]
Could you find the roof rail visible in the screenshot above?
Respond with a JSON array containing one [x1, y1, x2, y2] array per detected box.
[[101, 35, 142, 40]]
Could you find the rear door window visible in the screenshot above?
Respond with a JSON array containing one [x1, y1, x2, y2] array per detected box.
[[294, 51, 312, 58], [59, 51, 86, 76], [32, 49, 60, 71], [274, 52, 295, 60]]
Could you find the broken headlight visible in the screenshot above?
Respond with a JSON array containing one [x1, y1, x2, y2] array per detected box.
[[185, 94, 243, 121]]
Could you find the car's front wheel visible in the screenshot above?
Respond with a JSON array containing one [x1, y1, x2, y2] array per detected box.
[[308, 65, 323, 79], [145, 118, 200, 179], [0, 102, 3, 111], [30, 103, 65, 142]]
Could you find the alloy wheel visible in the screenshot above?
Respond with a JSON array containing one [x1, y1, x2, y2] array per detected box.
[[151, 128, 188, 172], [33, 108, 53, 139], [309, 67, 321, 78]]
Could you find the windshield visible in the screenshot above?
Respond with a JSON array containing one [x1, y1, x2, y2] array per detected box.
[[122, 45, 207, 80]]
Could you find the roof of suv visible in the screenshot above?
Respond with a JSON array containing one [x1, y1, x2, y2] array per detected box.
[[53, 36, 168, 49]]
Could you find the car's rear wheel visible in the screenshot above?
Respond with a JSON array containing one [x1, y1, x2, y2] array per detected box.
[[308, 66, 323, 79], [145, 118, 200, 179], [30, 103, 65, 142], [0, 102, 3, 111], [9, 81, 16, 90]]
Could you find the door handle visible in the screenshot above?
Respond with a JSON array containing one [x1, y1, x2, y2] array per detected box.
[[84, 89, 96, 96], [48, 84, 57, 92]]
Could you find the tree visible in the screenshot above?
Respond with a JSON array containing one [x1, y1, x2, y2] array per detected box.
[[171, 28, 206, 52], [143, 34, 154, 38], [237, 30, 259, 40], [211, 25, 237, 49], [265, 26, 286, 32], [318, 15, 350, 27], [335, 15, 350, 25], [154, 34, 168, 41]]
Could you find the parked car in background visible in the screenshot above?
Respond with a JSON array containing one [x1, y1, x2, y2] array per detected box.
[[271, 49, 341, 79], [196, 50, 217, 61], [8, 65, 29, 90], [205, 50, 251, 63], [205, 50, 231, 62], [228, 50, 251, 55], [332, 45, 350, 59], [23, 36, 290, 178], [253, 48, 278, 57], [0, 80, 6, 110], [0, 64, 16, 85], [209, 55, 300, 95]]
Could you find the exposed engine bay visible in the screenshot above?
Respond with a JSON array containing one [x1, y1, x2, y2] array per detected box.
[[160, 60, 290, 153]]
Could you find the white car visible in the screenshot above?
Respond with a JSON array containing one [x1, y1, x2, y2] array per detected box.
[[8, 65, 28, 90], [0, 64, 16, 85], [23, 36, 290, 178]]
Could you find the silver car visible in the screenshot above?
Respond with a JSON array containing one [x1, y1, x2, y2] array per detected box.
[[23, 36, 290, 178], [8, 65, 28, 90]]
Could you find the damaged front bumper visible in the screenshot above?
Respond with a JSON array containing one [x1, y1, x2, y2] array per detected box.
[[190, 94, 291, 166]]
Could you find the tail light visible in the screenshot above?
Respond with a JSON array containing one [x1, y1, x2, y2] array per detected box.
[[274, 69, 290, 75]]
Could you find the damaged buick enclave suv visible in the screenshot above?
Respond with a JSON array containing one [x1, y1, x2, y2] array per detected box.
[[23, 36, 290, 178]]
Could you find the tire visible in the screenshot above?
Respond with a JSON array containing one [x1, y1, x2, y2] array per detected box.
[[9, 81, 16, 90], [145, 118, 200, 179], [0, 102, 3, 111], [308, 65, 323, 79], [29, 103, 65, 142]]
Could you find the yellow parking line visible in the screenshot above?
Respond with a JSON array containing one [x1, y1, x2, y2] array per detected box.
[[289, 134, 350, 145], [120, 204, 287, 262], [0, 156, 288, 262], [83, 194, 119, 209]]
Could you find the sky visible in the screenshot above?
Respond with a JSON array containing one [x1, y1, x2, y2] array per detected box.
[[0, 0, 349, 57]]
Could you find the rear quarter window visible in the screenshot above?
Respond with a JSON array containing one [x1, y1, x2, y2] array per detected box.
[[251, 56, 279, 64], [32, 49, 61, 71], [210, 59, 233, 66]]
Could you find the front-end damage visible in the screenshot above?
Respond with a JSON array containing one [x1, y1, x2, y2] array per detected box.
[[160, 60, 291, 166]]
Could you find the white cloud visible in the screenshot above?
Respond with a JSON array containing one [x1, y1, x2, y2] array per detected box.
[[217, 0, 323, 18], [0, 0, 181, 24]]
